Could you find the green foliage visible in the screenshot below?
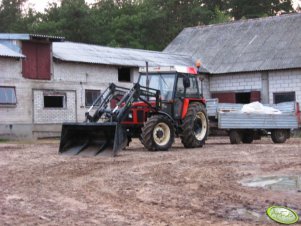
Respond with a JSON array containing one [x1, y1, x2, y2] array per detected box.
[[229, 0, 293, 19], [0, 0, 27, 32], [32, 0, 94, 42], [0, 0, 295, 49]]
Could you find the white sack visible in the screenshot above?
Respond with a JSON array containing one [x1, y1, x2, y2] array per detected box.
[[241, 102, 282, 114]]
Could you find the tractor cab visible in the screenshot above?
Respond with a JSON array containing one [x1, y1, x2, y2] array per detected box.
[[138, 66, 204, 119]]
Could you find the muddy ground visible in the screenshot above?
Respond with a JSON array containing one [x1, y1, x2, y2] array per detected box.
[[0, 137, 300, 226]]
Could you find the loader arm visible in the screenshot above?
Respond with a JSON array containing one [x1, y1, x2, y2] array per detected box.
[[59, 83, 161, 157], [86, 83, 161, 123]]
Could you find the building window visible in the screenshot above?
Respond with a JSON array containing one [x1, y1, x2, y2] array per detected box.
[[235, 92, 251, 104], [22, 41, 51, 80], [0, 86, 17, 105], [44, 93, 66, 108], [274, 92, 295, 104], [118, 67, 131, 82], [85, 90, 100, 107]]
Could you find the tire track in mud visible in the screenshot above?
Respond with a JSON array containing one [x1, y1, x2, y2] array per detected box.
[[0, 138, 300, 225]]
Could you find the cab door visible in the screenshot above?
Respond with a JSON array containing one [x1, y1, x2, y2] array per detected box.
[[173, 74, 185, 119]]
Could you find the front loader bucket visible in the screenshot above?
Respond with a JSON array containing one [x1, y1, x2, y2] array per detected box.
[[59, 122, 127, 157]]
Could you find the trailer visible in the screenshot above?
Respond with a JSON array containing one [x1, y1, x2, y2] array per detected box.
[[207, 99, 301, 144]]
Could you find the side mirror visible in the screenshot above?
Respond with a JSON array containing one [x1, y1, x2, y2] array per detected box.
[[183, 77, 191, 88]]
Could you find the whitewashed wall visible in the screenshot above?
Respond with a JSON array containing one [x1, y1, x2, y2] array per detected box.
[[0, 58, 32, 124], [33, 90, 76, 123], [53, 62, 138, 122], [0, 58, 22, 79], [269, 69, 301, 108], [209, 72, 262, 92]]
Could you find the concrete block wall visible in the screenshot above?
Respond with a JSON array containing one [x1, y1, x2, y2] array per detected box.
[[0, 58, 32, 124], [33, 90, 76, 124], [53, 63, 139, 122], [0, 58, 34, 138], [209, 72, 262, 92], [199, 76, 210, 99], [269, 69, 301, 108], [0, 58, 22, 79], [53, 62, 119, 83]]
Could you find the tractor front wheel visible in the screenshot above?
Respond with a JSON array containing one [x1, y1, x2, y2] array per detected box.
[[141, 115, 175, 151], [181, 103, 209, 148]]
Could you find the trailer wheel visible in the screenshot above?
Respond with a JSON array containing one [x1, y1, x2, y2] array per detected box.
[[141, 114, 174, 151], [271, 129, 289, 144], [229, 130, 242, 144], [181, 103, 209, 148], [242, 131, 254, 144]]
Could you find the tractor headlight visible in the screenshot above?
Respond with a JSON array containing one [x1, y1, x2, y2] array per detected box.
[[128, 112, 133, 119]]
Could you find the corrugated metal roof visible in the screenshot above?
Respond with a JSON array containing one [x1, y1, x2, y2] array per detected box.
[[164, 13, 301, 74], [0, 44, 24, 58], [0, 33, 64, 42], [53, 42, 208, 72]]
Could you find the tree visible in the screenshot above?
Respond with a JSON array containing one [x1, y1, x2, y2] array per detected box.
[[0, 0, 295, 50], [33, 0, 94, 43], [229, 0, 293, 20], [0, 0, 27, 32]]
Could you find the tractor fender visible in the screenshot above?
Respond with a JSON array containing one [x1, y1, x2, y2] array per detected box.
[[149, 111, 175, 125], [181, 99, 206, 119]]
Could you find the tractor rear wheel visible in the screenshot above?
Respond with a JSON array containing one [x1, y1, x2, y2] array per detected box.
[[180, 103, 209, 148], [141, 114, 175, 151]]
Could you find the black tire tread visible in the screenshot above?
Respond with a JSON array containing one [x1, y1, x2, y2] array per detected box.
[[271, 129, 288, 144], [242, 131, 254, 144], [229, 130, 242, 144], [180, 103, 208, 148], [141, 114, 174, 151]]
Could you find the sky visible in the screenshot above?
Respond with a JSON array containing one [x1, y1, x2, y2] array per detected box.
[[26, 0, 301, 12]]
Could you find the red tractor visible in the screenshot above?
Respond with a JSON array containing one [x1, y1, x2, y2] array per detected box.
[[59, 65, 209, 156]]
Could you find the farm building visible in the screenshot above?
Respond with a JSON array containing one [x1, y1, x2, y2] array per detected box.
[[1, 13, 301, 139], [164, 13, 301, 106], [0, 34, 193, 139]]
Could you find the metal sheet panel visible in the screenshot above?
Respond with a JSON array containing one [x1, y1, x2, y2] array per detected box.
[[0, 44, 24, 58], [218, 112, 299, 129], [0, 33, 64, 42], [164, 14, 301, 74], [206, 98, 219, 117], [271, 101, 296, 113], [52, 42, 209, 71]]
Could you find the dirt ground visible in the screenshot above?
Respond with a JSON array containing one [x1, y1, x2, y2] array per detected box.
[[0, 137, 300, 226]]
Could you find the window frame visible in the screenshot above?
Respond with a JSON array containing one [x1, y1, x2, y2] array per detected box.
[[118, 67, 132, 83], [43, 92, 66, 109], [0, 86, 17, 106], [85, 89, 101, 107], [273, 92, 296, 104]]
